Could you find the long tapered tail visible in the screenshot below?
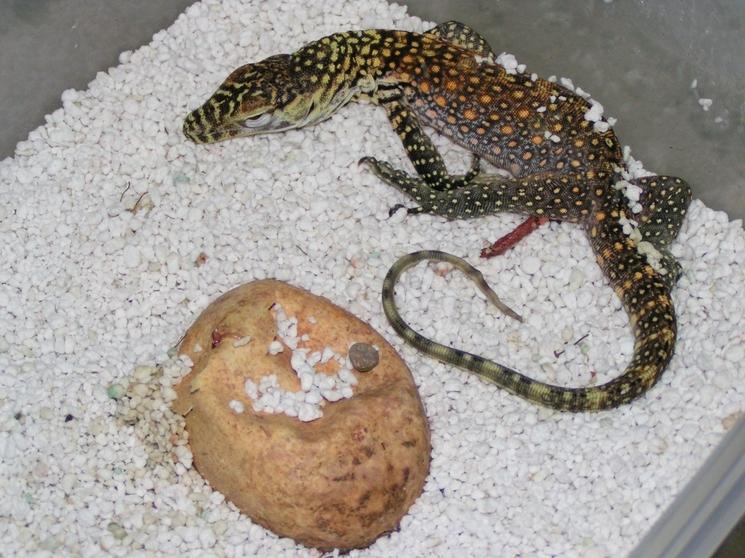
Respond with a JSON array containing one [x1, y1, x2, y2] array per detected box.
[[381, 246, 677, 411]]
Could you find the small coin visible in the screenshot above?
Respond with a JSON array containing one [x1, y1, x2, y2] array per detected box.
[[349, 342, 379, 372]]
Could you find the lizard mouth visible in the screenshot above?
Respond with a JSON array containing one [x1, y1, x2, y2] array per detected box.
[[183, 111, 293, 143]]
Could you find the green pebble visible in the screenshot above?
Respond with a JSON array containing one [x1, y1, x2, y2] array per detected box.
[[107, 522, 127, 540], [39, 536, 60, 552], [107, 383, 125, 400], [172, 172, 191, 185]]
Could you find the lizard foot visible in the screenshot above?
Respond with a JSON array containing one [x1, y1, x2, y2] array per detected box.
[[361, 154, 485, 191]]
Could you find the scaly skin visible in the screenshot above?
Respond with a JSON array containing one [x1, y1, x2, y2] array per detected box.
[[183, 23, 692, 411]]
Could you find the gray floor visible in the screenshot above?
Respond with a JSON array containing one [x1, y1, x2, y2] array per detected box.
[[0, 0, 195, 157], [1, 0, 744, 221]]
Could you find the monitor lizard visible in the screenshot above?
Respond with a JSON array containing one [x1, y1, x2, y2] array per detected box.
[[183, 22, 692, 411]]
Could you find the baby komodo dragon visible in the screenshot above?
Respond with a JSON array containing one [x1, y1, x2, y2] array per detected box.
[[183, 22, 692, 411]]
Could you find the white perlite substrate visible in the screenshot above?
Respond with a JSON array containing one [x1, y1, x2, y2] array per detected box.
[[0, 0, 743, 556], [240, 303, 358, 422]]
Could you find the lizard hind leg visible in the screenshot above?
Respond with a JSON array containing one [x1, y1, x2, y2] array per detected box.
[[425, 21, 497, 59], [656, 248, 683, 290], [630, 175, 692, 248]]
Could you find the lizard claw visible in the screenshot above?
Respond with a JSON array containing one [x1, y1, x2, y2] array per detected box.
[[388, 204, 407, 218], [388, 204, 424, 218]]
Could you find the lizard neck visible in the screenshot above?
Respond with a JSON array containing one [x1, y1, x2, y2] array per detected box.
[[288, 30, 445, 103], [287, 30, 399, 99]]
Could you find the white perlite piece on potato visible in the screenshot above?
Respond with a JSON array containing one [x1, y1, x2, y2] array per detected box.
[[232, 335, 252, 348], [228, 399, 245, 414], [0, 0, 743, 556], [241, 303, 357, 421]]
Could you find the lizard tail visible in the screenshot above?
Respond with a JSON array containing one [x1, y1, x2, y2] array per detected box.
[[381, 245, 677, 411]]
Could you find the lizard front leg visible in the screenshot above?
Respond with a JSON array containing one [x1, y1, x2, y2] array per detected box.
[[373, 94, 482, 191], [366, 20, 500, 194]]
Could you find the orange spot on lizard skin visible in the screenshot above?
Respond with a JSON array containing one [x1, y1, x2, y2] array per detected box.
[[463, 108, 478, 120]]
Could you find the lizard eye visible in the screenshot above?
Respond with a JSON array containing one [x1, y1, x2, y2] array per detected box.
[[242, 113, 273, 128]]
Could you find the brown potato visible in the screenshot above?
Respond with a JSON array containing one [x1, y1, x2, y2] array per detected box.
[[173, 280, 430, 551]]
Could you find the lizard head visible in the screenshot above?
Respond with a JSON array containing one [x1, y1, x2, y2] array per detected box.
[[183, 46, 362, 144], [183, 54, 302, 143]]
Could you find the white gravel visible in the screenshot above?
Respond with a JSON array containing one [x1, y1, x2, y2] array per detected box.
[[1, 0, 744, 556], [698, 97, 713, 111]]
